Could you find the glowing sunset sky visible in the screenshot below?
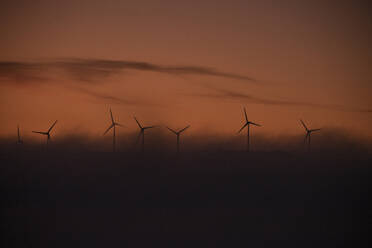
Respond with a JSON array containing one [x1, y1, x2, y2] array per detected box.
[[0, 0, 371, 140]]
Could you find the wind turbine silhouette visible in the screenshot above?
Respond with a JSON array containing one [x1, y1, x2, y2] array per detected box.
[[166, 125, 190, 153], [16, 125, 23, 144], [134, 116, 156, 152], [103, 108, 123, 152], [32, 120, 58, 147], [238, 107, 261, 152], [300, 119, 321, 152]]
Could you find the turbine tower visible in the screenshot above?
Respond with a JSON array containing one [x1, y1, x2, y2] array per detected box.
[[238, 107, 261, 152], [166, 125, 190, 153], [16, 125, 23, 144], [32, 120, 58, 147], [103, 108, 123, 152], [300, 119, 321, 152], [134, 116, 156, 152]]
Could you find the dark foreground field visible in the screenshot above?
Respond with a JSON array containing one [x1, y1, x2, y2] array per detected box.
[[1, 151, 371, 247]]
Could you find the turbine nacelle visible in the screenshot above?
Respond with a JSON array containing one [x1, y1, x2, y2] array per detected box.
[[134, 116, 156, 131], [300, 119, 321, 135], [238, 107, 261, 133], [103, 108, 124, 152], [103, 109, 124, 135], [237, 107, 261, 152], [300, 119, 321, 151], [32, 120, 58, 141], [133, 116, 157, 152], [166, 125, 190, 153], [166, 125, 190, 136]]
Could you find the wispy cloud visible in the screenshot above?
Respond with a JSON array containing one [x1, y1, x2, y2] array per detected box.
[[69, 86, 164, 107], [0, 61, 47, 83], [190, 87, 372, 113], [72, 87, 137, 105], [0, 58, 257, 84]]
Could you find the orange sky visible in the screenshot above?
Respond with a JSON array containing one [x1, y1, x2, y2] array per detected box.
[[0, 0, 371, 141]]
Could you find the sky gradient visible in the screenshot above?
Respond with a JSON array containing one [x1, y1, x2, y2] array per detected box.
[[1, 0, 371, 142]]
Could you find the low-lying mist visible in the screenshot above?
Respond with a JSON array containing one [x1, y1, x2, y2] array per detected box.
[[1, 127, 370, 155], [1, 127, 370, 248]]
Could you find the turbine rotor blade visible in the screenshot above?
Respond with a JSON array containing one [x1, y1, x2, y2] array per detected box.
[[110, 108, 114, 124], [32, 131, 47, 135], [179, 125, 190, 133], [243, 107, 248, 122], [238, 123, 248, 133], [115, 122, 124, 127], [144, 125, 156, 129], [249, 121, 261, 127], [48, 120, 58, 133], [134, 116, 143, 129], [103, 124, 114, 135], [300, 119, 309, 132], [310, 128, 321, 132], [166, 126, 177, 134]]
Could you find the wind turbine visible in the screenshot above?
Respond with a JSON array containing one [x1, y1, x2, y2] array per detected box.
[[238, 107, 261, 152], [134, 116, 156, 152], [166, 125, 190, 153], [300, 119, 321, 152], [16, 125, 23, 144], [32, 120, 58, 147], [103, 108, 123, 152]]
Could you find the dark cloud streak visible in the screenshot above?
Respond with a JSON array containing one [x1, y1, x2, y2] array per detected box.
[[0, 61, 47, 83], [0, 58, 257, 84], [72, 87, 137, 105], [69, 86, 163, 107], [190, 87, 372, 113]]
